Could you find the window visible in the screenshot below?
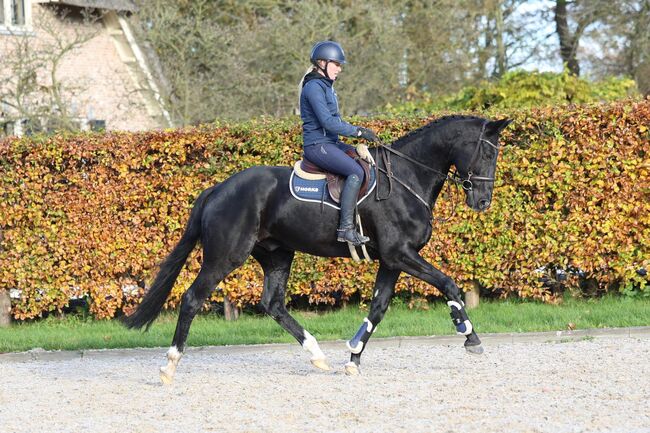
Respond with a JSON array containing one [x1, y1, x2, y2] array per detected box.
[[12, 0, 25, 26], [1, 0, 30, 30]]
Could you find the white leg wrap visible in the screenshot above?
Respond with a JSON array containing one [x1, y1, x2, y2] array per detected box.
[[302, 330, 326, 360], [346, 317, 373, 354], [364, 317, 373, 333], [447, 301, 473, 336], [346, 340, 364, 354], [458, 320, 473, 336]]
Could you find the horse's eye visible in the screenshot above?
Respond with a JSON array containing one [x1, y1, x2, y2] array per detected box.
[[482, 150, 495, 161]]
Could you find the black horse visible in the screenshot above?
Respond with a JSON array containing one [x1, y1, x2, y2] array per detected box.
[[125, 115, 512, 382]]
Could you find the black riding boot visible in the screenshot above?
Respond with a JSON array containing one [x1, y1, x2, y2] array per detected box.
[[336, 174, 369, 246]]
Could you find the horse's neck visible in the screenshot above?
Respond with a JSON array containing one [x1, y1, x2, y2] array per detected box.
[[390, 131, 452, 204], [392, 126, 450, 165]]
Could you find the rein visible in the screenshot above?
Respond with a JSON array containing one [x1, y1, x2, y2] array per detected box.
[[372, 120, 499, 222]]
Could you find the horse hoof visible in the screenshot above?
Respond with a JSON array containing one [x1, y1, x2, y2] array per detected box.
[[465, 344, 484, 355], [311, 358, 331, 371], [344, 361, 360, 376], [159, 366, 175, 384]]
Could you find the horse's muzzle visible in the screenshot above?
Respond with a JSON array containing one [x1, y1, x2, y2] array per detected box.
[[478, 199, 491, 211]]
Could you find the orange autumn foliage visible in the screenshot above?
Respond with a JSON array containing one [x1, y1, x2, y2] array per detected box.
[[1, 100, 648, 320]]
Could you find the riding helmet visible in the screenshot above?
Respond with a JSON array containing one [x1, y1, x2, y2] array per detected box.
[[310, 41, 346, 65]]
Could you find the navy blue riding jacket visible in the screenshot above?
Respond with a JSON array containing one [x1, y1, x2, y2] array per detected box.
[[300, 72, 360, 147]]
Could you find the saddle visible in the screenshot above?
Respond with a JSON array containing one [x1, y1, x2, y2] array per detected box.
[[293, 150, 373, 203]]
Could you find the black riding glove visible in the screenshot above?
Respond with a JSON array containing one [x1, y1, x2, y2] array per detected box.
[[357, 127, 379, 143]]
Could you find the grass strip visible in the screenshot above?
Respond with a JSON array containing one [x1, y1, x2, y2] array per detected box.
[[0, 296, 648, 353]]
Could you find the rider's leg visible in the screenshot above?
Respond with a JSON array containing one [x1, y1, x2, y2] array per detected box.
[[303, 142, 364, 180], [303, 142, 368, 246], [337, 174, 369, 246]]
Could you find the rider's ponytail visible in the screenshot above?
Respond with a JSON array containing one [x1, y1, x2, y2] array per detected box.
[[297, 65, 316, 113]]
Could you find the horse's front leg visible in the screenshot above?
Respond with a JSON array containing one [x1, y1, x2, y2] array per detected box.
[[397, 250, 484, 354], [345, 263, 400, 375]]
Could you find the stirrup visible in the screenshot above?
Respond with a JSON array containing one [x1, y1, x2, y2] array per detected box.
[[337, 228, 369, 246]]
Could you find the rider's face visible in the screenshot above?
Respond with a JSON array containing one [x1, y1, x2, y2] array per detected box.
[[328, 61, 342, 80], [318, 60, 342, 80]]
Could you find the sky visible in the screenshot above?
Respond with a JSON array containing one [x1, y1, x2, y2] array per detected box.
[[510, 0, 564, 73]]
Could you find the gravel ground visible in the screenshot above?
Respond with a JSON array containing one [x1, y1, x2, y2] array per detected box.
[[1, 334, 649, 433]]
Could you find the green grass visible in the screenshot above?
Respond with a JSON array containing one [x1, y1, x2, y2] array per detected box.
[[1, 296, 648, 353]]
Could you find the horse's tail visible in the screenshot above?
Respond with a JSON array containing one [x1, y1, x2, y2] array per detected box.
[[123, 186, 217, 330]]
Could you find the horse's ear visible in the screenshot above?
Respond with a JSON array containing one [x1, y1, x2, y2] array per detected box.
[[486, 118, 513, 135]]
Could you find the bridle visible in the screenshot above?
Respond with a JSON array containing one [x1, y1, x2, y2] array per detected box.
[[372, 120, 499, 221], [448, 121, 500, 191]]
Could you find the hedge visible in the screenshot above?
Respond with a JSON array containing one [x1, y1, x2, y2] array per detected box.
[[1, 99, 648, 320]]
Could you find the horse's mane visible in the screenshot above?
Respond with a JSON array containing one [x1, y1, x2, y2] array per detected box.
[[391, 115, 484, 147]]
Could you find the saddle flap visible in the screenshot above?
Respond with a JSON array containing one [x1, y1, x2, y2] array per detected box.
[[326, 150, 372, 203], [292, 150, 373, 204]]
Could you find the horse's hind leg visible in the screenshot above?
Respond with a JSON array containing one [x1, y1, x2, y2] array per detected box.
[[161, 234, 255, 383], [345, 263, 400, 375], [252, 246, 330, 371], [159, 265, 226, 384]]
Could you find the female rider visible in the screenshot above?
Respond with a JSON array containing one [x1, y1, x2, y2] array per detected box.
[[300, 40, 379, 246]]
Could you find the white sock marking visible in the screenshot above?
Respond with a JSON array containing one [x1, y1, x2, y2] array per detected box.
[[302, 330, 326, 360], [167, 346, 182, 363]]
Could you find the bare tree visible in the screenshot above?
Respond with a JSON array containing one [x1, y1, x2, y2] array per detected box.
[[579, 0, 650, 92], [132, 0, 409, 122], [553, 0, 614, 76], [630, 1, 650, 95], [129, 0, 646, 121], [489, 1, 554, 76], [0, 7, 100, 133]]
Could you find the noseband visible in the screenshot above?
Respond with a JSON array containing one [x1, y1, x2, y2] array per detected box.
[[372, 120, 499, 219]]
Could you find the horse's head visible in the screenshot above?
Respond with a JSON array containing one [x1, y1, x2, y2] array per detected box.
[[451, 118, 512, 211]]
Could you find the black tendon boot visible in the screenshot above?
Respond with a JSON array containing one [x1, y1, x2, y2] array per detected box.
[[336, 174, 369, 246]]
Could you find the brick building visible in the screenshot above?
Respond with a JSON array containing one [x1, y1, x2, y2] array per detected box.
[[0, 0, 171, 136]]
